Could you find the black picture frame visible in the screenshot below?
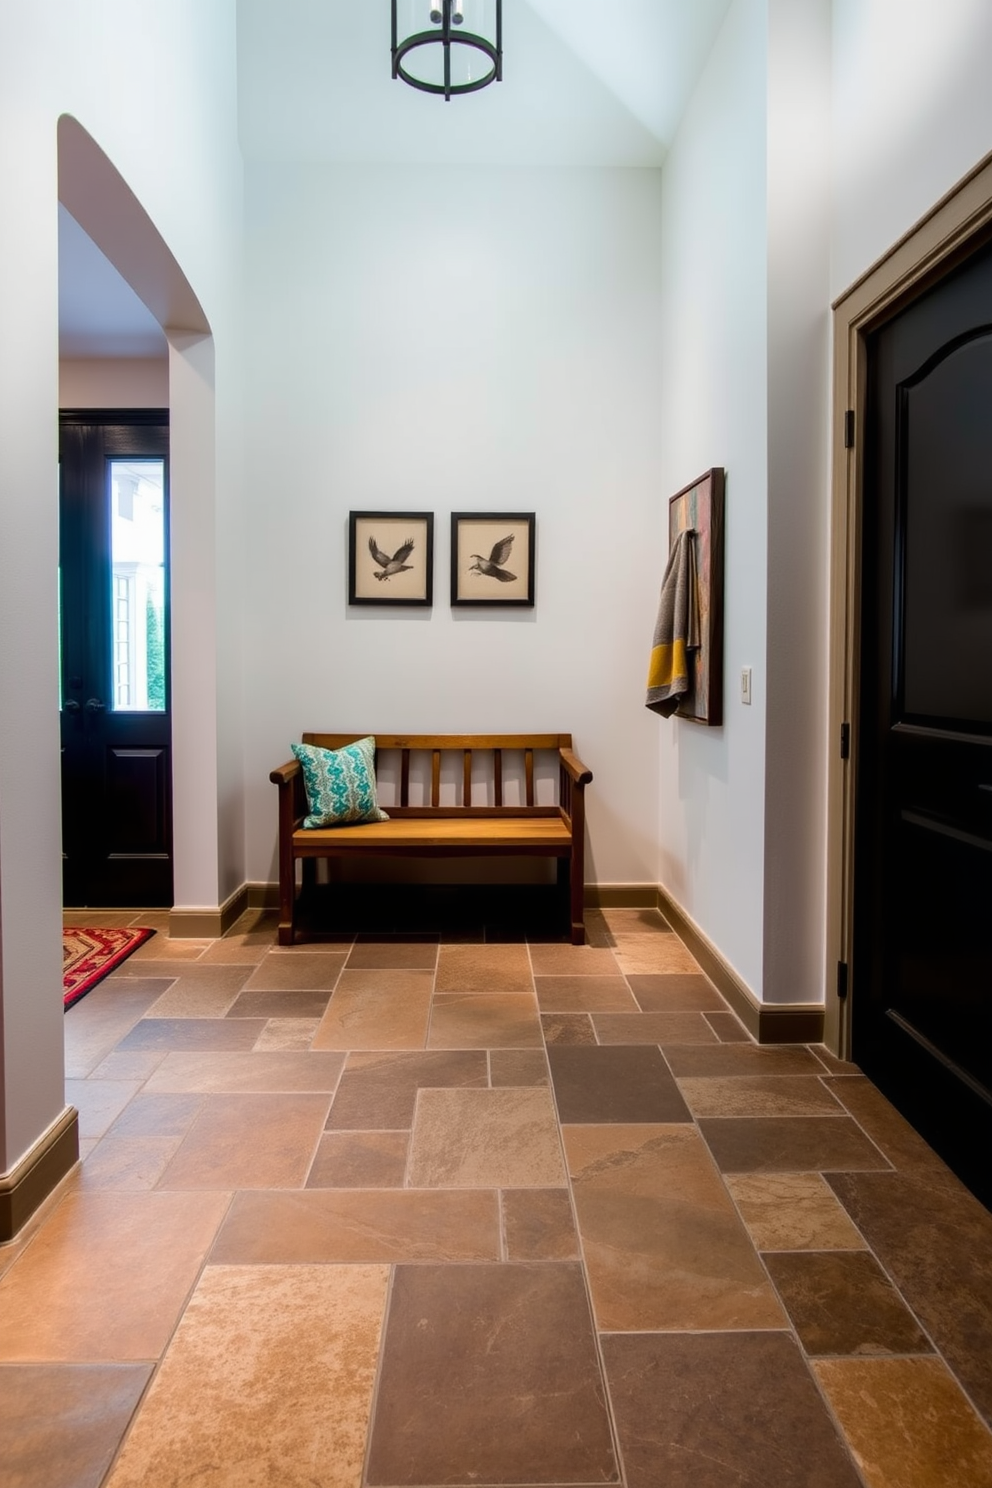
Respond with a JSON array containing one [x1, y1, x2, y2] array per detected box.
[[450, 512, 536, 607], [349, 511, 434, 606]]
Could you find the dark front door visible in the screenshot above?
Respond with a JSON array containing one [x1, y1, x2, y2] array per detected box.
[[60, 412, 173, 907], [856, 238, 992, 1207]]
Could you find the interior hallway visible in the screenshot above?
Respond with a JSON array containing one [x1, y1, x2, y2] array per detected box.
[[2, 904, 992, 1487]]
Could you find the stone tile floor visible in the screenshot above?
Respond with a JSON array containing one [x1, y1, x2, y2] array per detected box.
[[2, 905, 992, 1486]]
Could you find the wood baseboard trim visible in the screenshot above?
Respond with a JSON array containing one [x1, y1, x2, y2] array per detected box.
[[248, 881, 280, 911], [169, 884, 250, 940], [655, 886, 824, 1045], [0, 1107, 79, 1243], [584, 883, 663, 909]]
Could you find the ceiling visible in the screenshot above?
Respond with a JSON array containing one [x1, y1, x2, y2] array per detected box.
[[59, 0, 732, 357]]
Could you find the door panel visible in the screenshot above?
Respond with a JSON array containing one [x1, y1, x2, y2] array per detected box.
[[857, 238, 992, 1209], [60, 413, 173, 907]]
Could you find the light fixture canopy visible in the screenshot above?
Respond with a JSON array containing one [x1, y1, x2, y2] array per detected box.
[[391, 0, 502, 101]]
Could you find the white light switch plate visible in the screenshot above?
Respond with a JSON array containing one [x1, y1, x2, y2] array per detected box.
[[741, 667, 752, 705]]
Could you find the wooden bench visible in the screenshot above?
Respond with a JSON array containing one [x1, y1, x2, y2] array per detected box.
[[270, 733, 593, 946]]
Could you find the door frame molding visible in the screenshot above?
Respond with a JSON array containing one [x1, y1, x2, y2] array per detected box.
[[826, 149, 992, 1056]]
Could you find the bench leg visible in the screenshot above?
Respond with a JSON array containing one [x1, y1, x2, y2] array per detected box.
[[559, 856, 586, 945], [278, 860, 297, 947]]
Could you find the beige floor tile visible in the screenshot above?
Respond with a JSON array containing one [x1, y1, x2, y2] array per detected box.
[[346, 941, 439, 969], [527, 944, 621, 976], [311, 969, 433, 1050], [814, 1357, 992, 1488], [142, 965, 252, 1018], [87, 1050, 168, 1082], [679, 1075, 846, 1118], [156, 1093, 331, 1189], [489, 1049, 549, 1086], [600, 908, 673, 937], [64, 978, 173, 1079], [612, 938, 702, 975], [211, 1189, 501, 1263], [142, 1050, 345, 1094], [534, 975, 639, 1012], [435, 943, 533, 995], [245, 951, 348, 990], [128, 937, 209, 963], [408, 1087, 566, 1188], [63, 910, 137, 928], [725, 1172, 867, 1251], [253, 1017, 320, 1051], [77, 1135, 184, 1190], [104, 1264, 388, 1488], [428, 992, 543, 1049], [65, 1080, 143, 1141], [0, 1190, 229, 1361], [195, 939, 270, 965], [563, 1123, 786, 1332]]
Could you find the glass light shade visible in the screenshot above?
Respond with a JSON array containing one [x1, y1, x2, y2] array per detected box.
[[392, 0, 501, 99]]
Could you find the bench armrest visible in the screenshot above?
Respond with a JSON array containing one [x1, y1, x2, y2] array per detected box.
[[270, 759, 300, 787], [559, 747, 593, 787]]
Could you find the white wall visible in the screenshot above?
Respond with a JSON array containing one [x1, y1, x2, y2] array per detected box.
[[59, 358, 169, 407], [241, 163, 664, 890], [657, 0, 770, 995], [832, 0, 992, 297], [0, 0, 242, 1175]]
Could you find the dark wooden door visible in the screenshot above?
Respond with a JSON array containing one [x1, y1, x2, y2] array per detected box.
[[60, 412, 173, 907], [856, 238, 992, 1207]]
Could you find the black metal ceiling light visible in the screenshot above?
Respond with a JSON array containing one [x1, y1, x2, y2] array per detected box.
[[391, 0, 502, 101]]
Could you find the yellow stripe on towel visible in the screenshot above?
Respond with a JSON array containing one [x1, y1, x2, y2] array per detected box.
[[647, 639, 689, 693]]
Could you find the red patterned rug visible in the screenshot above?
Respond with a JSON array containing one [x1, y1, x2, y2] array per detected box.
[[63, 927, 155, 1009]]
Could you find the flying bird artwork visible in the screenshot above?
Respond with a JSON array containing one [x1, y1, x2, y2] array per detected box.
[[368, 534, 416, 581], [469, 534, 517, 582]]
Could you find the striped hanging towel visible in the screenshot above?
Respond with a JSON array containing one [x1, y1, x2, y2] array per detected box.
[[646, 529, 700, 716]]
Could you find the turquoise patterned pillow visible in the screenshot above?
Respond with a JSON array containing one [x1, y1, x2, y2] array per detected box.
[[292, 737, 389, 829]]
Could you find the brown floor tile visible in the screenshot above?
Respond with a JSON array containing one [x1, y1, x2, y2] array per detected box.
[[765, 1250, 932, 1357], [663, 1043, 840, 1078], [346, 941, 438, 969], [0, 1190, 229, 1361], [306, 1130, 410, 1188], [814, 1356, 992, 1488], [705, 1009, 753, 1042], [156, 1092, 330, 1189], [408, 1087, 566, 1187], [548, 1044, 692, 1123], [593, 1011, 719, 1045], [225, 986, 331, 1018], [627, 973, 727, 1011], [139, 965, 253, 1017], [541, 1011, 597, 1044], [810, 1044, 862, 1075], [502, 1189, 579, 1261], [65, 1080, 143, 1141], [366, 1263, 618, 1485], [325, 1050, 488, 1129], [535, 975, 639, 1012], [428, 991, 543, 1048], [78, 1135, 184, 1190], [700, 1116, 891, 1174], [564, 1124, 785, 1331], [87, 1050, 168, 1082], [103, 1265, 388, 1488], [725, 1172, 866, 1251], [600, 907, 672, 936], [0, 1362, 152, 1488], [613, 938, 701, 975], [128, 937, 208, 962], [528, 943, 621, 975], [63, 910, 137, 928], [311, 968, 433, 1050], [435, 942, 534, 994], [211, 1188, 500, 1263], [827, 1169, 992, 1425], [680, 1075, 845, 1118], [115, 1017, 267, 1052], [603, 1332, 863, 1488], [142, 1049, 345, 1094], [64, 978, 172, 1078], [245, 950, 347, 990], [822, 1076, 951, 1173], [490, 1048, 548, 1086]]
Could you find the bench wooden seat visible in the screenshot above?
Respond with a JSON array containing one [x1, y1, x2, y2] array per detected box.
[[270, 733, 593, 945]]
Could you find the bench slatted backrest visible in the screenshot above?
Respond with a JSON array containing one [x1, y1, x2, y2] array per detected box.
[[301, 733, 572, 814]]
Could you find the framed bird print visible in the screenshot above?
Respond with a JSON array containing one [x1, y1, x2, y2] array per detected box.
[[348, 511, 434, 606], [450, 513, 536, 607]]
